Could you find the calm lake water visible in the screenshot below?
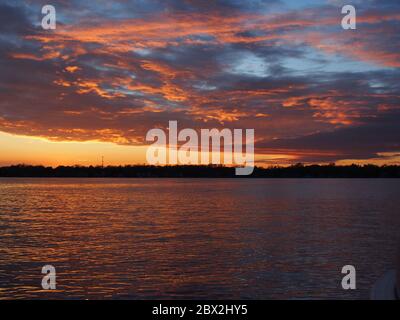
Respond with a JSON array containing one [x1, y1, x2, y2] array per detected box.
[[0, 178, 399, 300]]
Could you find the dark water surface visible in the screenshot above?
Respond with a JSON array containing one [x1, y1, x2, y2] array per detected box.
[[0, 178, 399, 299]]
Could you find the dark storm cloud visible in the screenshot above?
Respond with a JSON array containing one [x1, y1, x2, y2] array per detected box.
[[258, 109, 400, 162], [0, 3, 32, 34]]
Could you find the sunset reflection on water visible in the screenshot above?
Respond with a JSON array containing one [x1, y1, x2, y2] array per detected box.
[[0, 178, 399, 299]]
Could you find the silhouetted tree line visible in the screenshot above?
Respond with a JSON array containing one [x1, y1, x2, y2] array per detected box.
[[1, 163, 400, 178]]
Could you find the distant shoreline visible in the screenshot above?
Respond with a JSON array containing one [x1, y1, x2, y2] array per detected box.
[[1, 164, 400, 178]]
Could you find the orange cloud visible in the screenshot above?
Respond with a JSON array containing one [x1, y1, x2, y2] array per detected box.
[[65, 66, 80, 73]]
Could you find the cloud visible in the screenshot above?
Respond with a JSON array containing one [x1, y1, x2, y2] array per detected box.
[[0, 0, 399, 164], [258, 109, 400, 162]]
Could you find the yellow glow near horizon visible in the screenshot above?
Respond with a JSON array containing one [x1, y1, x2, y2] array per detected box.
[[336, 153, 400, 166], [0, 131, 279, 167], [0, 131, 148, 167], [2, 131, 399, 168]]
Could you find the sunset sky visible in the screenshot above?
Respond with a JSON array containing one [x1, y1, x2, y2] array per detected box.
[[0, 0, 399, 167]]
